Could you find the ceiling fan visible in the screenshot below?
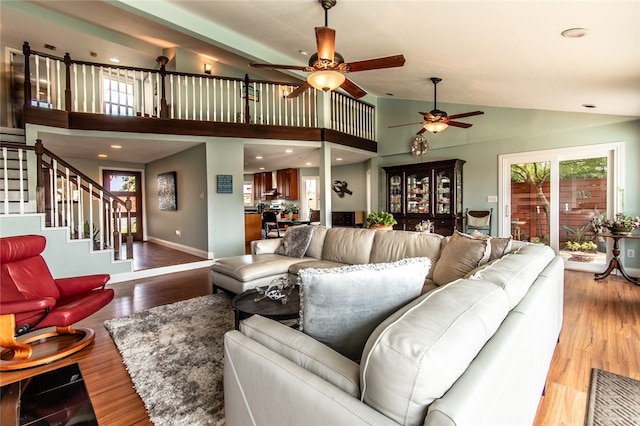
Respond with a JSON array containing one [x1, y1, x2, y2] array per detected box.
[[389, 77, 484, 134], [249, 0, 405, 99]]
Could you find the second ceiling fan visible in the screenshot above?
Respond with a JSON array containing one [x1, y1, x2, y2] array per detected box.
[[390, 77, 484, 134], [249, 0, 405, 99]]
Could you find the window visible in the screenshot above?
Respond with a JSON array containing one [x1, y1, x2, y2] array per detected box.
[[104, 78, 134, 116]]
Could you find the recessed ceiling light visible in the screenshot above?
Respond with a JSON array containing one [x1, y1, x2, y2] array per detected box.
[[561, 28, 589, 38], [298, 50, 309, 56], [259, 167, 265, 170], [305, 162, 312, 166], [110, 144, 122, 149], [44, 44, 56, 51], [285, 149, 293, 153], [385, 93, 394, 96], [98, 154, 108, 158], [582, 104, 597, 109], [109, 57, 120, 63], [256, 155, 263, 159], [336, 157, 343, 161]]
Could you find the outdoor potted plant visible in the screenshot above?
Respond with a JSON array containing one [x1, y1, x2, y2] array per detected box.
[[565, 240, 598, 262], [366, 211, 397, 231]]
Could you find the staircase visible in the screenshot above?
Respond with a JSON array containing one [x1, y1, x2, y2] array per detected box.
[[0, 127, 134, 278]]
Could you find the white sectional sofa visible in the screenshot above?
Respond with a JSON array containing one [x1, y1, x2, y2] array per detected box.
[[221, 227, 564, 426]]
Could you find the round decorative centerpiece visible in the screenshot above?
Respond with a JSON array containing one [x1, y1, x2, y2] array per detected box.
[[606, 225, 632, 235]]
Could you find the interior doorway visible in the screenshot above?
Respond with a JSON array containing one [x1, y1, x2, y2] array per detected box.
[[102, 169, 143, 241], [300, 176, 320, 220]]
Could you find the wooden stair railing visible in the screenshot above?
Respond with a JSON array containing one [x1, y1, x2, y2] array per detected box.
[[0, 139, 133, 260]]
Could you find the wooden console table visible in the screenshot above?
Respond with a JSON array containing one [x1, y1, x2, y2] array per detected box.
[[594, 233, 639, 285]]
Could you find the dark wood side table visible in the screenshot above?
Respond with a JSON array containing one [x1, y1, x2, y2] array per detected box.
[[232, 285, 300, 329], [594, 233, 639, 285]]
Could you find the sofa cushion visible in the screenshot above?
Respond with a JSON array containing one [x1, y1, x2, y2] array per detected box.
[[321, 228, 376, 265], [369, 231, 444, 280], [432, 231, 491, 286], [212, 254, 310, 282], [360, 279, 509, 426], [298, 257, 431, 361], [468, 243, 556, 309], [305, 225, 329, 259], [275, 225, 314, 258], [239, 314, 361, 398]]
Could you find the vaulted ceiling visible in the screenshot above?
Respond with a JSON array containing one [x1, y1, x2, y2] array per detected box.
[[2, 0, 638, 170]]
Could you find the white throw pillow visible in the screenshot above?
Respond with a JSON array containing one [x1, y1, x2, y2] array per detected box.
[[298, 257, 431, 361]]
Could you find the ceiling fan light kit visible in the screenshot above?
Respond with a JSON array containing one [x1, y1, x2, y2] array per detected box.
[[423, 121, 448, 134], [307, 70, 345, 91]]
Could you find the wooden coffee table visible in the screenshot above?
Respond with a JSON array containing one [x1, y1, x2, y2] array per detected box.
[[232, 285, 300, 329]]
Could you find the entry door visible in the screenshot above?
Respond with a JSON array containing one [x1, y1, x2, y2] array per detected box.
[[499, 143, 623, 272], [103, 170, 143, 241]]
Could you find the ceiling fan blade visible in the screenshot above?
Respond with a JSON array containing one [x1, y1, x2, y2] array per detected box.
[[340, 77, 367, 99], [286, 81, 312, 98], [447, 110, 484, 120], [249, 62, 309, 71], [447, 121, 473, 128], [416, 128, 428, 135], [388, 121, 425, 129], [345, 54, 406, 73], [316, 27, 336, 62]]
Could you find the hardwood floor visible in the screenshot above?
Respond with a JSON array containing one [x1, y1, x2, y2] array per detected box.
[[1, 265, 639, 425]]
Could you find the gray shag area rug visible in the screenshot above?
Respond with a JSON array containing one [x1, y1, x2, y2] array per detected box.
[[104, 294, 234, 426], [585, 368, 640, 426]]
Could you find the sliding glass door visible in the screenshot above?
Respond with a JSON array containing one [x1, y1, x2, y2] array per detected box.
[[499, 143, 623, 272]]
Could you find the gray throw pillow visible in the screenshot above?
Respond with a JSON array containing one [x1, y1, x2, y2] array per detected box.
[[275, 225, 314, 258], [298, 257, 431, 361]]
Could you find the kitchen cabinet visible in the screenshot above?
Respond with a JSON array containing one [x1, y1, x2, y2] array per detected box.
[[276, 168, 298, 200], [383, 159, 465, 236], [253, 172, 272, 201]]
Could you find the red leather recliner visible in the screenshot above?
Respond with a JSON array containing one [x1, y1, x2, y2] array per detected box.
[[0, 234, 114, 370]]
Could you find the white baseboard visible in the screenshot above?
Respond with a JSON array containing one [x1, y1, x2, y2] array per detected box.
[[146, 236, 211, 259]]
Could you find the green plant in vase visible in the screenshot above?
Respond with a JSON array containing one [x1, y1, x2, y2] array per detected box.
[[366, 211, 397, 230]]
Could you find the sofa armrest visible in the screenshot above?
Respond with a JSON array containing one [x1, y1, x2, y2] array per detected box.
[[251, 238, 282, 254], [239, 315, 360, 397], [224, 331, 397, 426]]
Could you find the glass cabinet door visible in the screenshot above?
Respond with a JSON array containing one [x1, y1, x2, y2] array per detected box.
[[435, 170, 452, 215], [388, 174, 403, 214], [406, 172, 430, 214]]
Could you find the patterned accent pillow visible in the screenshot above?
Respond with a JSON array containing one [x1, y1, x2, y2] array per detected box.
[[275, 225, 314, 258], [298, 257, 431, 361]]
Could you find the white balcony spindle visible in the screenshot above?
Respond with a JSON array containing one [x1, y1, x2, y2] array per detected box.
[[2, 148, 7, 214]]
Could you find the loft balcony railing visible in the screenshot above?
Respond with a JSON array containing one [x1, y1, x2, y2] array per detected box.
[[0, 139, 133, 260], [21, 42, 376, 140]]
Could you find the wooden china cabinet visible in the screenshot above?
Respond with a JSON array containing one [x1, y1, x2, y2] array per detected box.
[[383, 159, 465, 236]]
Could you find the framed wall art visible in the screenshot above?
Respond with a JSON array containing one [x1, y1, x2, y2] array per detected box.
[[158, 171, 177, 211]]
